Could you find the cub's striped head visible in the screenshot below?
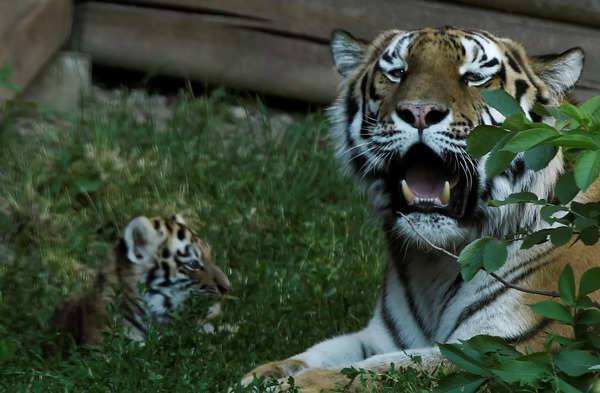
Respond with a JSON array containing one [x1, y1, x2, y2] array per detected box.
[[329, 27, 584, 248], [122, 215, 230, 318]]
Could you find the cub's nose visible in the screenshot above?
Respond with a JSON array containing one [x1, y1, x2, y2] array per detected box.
[[213, 267, 230, 296], [217, 283, 229, 295], [397, 103, 449, 129]]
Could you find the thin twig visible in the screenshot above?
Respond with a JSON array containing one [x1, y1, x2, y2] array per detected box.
[[488, 272, 559, 297], [396, 211, 560, 298]]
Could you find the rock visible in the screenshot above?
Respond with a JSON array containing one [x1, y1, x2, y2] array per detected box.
[[23, 52, 91, 113]]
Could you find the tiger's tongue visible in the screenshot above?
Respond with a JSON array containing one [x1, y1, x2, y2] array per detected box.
[[405, 163, 446, 198]]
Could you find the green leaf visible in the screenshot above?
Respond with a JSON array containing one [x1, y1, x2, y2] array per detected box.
[[576, 309, 600, 325], [582, 332, 600, 351], [570, 201, 600, 218], [466, 125, 509, 159], [559, 265, 576, 306], [459, 335, 521, 362], [555, 348, 600, 377], [458, 238, 496, 281], [574, 150, 600, 191], [434, 373, 487, 393], [481, 90, 523, 117], [534, 103, 570, 127], [545, 333, 575, 346], [524, 144, 558, 171], [502, 113, 531, 131], [580, 96, 600, 115], [438, 343, 493, 376], [487, 158, 519, 181], [507, 191, 539, 202], [485, 135, 517, 178], [519, 351, 553, 367], [528, 300, 573, 324], [540, 205, 564, 224], [491, 359, 550, 386], [580, 226, 599, 245], [574, 216, 597, 231], [482, 239, 507, 273], [558, 104, 587, 124], [581, 96, 600, 116], [521, 229, 551, 249], [502, 128, 559, 153], [576, 295, 596, 309], [579, 267, 600, 297], [556, 378, 585, 393], [551, 133, 600, 149], [550, 226, 573, 246], [488, 191, 539, 207], [555, 172, 579, 204]]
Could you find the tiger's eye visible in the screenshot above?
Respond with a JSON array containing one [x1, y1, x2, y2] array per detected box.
[[462, 72, 485, 84], [192, 260, 203, 270], [388, 68, 405, 79]]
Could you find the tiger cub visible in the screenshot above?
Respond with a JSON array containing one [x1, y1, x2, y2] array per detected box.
[[52, 215, 230, 346]]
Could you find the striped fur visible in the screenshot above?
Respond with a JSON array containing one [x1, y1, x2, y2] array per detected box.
[[241, 27, 599, 392], [52, 215, 230, 346]]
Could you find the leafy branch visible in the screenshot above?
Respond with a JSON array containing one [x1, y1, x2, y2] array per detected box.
[[432, 91, 600, 393], [396, 211, 560, 298]]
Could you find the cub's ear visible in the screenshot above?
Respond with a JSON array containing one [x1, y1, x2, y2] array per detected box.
[[123, 216, 161, 264], [171, 214, 186, 225], [331, 29, 367, 77], [533, 47, 584, 97]]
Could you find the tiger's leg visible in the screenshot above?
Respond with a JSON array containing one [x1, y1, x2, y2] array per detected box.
[[240, 310, 406, 387], [272, 347, 447, 393], [240, 330, 380, 386]]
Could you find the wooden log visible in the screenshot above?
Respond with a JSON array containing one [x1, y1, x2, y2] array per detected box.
[[115, 0, 600, 31], [74, 3, 338, 103], [453, 0, 600, 29], [75, 1, 600, 103], [0, 0, 73, 100]]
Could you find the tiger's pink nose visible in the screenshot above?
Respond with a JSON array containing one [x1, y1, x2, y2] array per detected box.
[[397, 104, 449, 129]]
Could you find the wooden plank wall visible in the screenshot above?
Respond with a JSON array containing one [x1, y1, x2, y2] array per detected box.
[[73, 0, 599, 103], [0, 0, 73, 100], [453, 0, 600, 29]]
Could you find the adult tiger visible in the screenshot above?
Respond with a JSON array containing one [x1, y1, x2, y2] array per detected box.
[[241, 27, 600, 391], [52, 215, 230, 346]]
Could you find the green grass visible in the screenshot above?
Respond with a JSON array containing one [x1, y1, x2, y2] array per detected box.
[[0, 88, 435, 392]]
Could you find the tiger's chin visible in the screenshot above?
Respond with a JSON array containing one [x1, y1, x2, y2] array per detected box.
[[393, 211, 472, 249]]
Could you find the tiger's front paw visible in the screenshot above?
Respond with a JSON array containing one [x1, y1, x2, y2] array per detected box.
[[240, 358, 308, 387], [279, 368, 351, 393]]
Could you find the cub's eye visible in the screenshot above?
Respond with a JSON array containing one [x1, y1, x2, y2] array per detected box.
[[184, 260, 203, 271], [462, 72, 490, 86], [386, 68, 405, 81]]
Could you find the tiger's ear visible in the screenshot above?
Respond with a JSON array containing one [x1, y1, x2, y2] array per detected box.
[[123, 216, 161, 264], [533, 48, 584, 96], [331, 29, 367, 77]]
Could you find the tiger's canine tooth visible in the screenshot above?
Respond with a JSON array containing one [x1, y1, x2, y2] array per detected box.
[[401, 180, 415, 204], [440, 180, 451, 205]]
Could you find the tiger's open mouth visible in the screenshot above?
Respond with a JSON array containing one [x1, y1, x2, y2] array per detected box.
[[387, 144, 478, 219]]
